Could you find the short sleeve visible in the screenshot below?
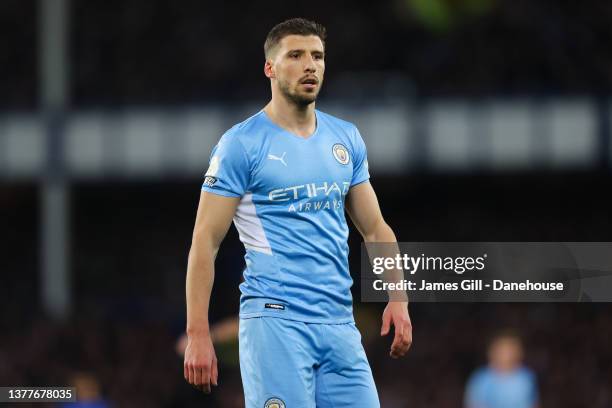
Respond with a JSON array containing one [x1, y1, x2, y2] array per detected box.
[[350, 127, 370, 187], [201, 133, 249, 197]]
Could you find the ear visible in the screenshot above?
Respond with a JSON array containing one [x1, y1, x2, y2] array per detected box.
[[264, 60, 275, 79]]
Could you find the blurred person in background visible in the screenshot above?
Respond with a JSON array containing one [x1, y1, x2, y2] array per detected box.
[[183, 17, 412, 408], [465, 330, 539, 408], [59, 371, 110, 408]]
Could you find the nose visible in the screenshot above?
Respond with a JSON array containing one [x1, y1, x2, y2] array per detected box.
[[304, 55, 316, 73]]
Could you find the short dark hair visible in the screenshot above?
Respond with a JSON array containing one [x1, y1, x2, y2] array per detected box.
[[264, 18, 327, 59]]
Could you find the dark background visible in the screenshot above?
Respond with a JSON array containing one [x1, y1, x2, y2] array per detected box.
[[1, 0, 611, 407]]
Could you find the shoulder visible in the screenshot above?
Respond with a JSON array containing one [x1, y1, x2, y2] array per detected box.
[[220, 110, 268, 146], [317, 109, 359, 134], [469, 367, 492, 385], [317, 109, 366, 156], [517, 366, 537, 381]]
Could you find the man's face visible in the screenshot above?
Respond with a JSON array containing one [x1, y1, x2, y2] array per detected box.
[[267, 35, 325, 106], [488, 337, 523, 372]]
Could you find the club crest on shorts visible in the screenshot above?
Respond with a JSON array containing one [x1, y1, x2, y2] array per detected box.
[[332, 143, 350, 165], [264, 397, 285, 408]]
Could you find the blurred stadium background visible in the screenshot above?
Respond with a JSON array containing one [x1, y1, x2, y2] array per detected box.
[[1, 0, 611, 407]]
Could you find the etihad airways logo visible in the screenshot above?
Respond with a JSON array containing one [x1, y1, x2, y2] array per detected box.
[[268, 181, 350, 202]]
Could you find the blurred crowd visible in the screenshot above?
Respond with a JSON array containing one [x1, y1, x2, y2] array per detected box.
[[2, 0, 612, 406], [2, 174, 612, 407], [2, 0, 612, 109], [1, 302, 610, 407]]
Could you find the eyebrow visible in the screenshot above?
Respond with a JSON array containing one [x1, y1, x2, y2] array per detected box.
[[286, 49, 325, 56]]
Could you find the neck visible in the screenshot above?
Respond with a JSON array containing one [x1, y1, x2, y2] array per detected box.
[[491, 362, 518, 373], [264, 92, 317, 138]]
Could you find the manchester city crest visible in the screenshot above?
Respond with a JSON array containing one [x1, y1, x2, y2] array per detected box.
[[264, 397, 286, 408], [332, 143, 350, 165]]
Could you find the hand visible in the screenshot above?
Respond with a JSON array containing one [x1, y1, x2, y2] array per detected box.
[[183, 332, 218, 393], [380, 302, 413, 359]]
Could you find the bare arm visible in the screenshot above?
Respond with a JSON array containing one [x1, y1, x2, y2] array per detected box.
[[184, 191, 239, 392], [346, 182, 413, 358], [345, 181, 396, 243], [186, 191, 239, 335]]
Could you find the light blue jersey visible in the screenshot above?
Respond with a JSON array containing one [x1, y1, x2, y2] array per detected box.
[[465, 366, 539, 408], [202, 109, 370, 324]]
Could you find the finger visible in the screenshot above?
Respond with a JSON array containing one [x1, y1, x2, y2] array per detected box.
[[404, 324, 413, 351], [184, 362, 189, 382], [198, 364, 205, 387], [397, 323, 413, 357], [202, 365, 211, 393], [211, 356, 219, 386], [390, 323, 403, 358], [380, 312, 391, 336], [398, 338, 410, 356], [191, 365, 199, 387]]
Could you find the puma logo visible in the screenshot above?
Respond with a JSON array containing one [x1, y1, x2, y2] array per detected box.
[[267, 152, 287, 166]]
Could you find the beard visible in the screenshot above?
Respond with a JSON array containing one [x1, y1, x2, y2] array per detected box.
[[278, 77, 320, 107]]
